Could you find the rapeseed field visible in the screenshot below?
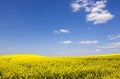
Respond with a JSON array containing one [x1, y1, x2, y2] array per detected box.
[[0, 54, 120, 79]]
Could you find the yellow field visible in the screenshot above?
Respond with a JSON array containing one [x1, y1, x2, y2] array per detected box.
[[0, 54, 120, 79]]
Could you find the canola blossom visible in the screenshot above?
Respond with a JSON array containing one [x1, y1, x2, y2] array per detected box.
[[0, 54, 120, 79]]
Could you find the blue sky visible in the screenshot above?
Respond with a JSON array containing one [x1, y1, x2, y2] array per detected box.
[[0, 0, 120, 56]]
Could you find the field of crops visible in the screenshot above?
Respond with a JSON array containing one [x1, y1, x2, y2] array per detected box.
[[0, 54, 120, 79]]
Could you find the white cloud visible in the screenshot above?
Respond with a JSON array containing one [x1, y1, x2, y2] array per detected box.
[[59, 40, 99, 45], [86, 10, 114, 24], [59, 40, 72, 45], [90, 0, 107, 13], [59, 29, 70, 33], [53, 29, 70, 34], [71, 0, 89, 12], [71, 3, 82, 12], [95, 49, 101, 52], [99, 42, 120, 49], [78, 40, 99, 44], [107, 34, 120, 40], [71, 0, 114, 24]]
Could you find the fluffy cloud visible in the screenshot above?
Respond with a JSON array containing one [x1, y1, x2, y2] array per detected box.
[[78, 40, 99, 44], [71, 0, 89, 12], [86, 10, 114, 24], [53, 29, 70, 34], [107, 34, 120, 40], [59, 40, 72, 45], [71, 3, 82, 12], [71, 0, 114, 24]]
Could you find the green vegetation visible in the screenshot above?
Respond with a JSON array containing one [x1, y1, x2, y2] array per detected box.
[[0, 54, 120, 79]]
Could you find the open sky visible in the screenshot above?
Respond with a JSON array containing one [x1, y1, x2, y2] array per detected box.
[[0, 0, 120, 56]]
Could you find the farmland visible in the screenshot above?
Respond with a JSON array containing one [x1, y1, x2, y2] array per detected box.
[[0, 54, 120, 79]]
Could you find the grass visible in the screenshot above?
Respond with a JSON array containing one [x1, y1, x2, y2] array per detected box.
[[0, 54, 120, 79]]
